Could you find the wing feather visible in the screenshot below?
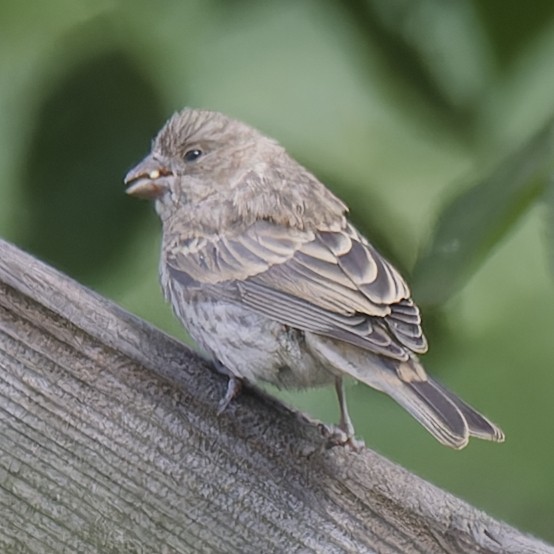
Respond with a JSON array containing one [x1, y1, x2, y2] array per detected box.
[[167, 219, 427, 358]]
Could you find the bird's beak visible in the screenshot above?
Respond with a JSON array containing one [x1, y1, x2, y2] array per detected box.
[[124, 155, 173, 199]]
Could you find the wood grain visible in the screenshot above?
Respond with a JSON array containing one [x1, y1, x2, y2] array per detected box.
[[0, 239, 551, 553]]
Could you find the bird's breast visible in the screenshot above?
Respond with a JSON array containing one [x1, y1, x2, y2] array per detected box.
[[162, 269, 334, 388]]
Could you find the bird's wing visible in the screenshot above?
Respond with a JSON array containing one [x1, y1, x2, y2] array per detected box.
[[167, 220, 427, 360]]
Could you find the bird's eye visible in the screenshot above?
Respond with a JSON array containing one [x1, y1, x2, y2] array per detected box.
[[184, 149, 203, 162]]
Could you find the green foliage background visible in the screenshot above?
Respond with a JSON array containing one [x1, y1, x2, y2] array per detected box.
[[2, 0, 554, 543]]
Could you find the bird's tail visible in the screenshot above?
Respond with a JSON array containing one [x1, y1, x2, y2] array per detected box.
[[387, 376, 505, 449], [306, 334, 505, 449]]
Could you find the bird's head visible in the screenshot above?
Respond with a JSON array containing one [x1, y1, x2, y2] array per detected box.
[[124, 108, 278, 217], [125, 108, 347, 231]]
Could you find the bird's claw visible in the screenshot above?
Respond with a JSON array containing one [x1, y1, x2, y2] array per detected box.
[[216, 377, 243, 415], [318, 423, 365, 452]]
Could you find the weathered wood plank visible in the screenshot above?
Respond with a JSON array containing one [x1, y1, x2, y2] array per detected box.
[[0, 238, 551, 553]]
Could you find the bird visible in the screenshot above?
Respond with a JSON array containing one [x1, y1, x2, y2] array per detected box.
[[124, 108, 504, 449]]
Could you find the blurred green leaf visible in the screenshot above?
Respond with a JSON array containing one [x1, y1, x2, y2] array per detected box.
[[339, 0, 474, 133], [472, 0, 554, 69], [546, 176, 554, 281], [17, 47, 166, 286], [412, 119, 554, 306]]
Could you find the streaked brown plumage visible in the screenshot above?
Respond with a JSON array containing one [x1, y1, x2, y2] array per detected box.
[[125, 108, 504, 449]]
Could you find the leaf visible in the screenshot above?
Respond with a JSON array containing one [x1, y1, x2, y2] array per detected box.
[[17, 47, 166, 285], [412, 119, 554, 306], [545, 176, 554, 281]]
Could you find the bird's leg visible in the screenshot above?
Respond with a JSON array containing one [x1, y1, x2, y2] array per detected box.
[[212, 359, 244, 414], [319, 378, 364, 451], [217, 376, 243, 415], [336, 377, 355, 438]]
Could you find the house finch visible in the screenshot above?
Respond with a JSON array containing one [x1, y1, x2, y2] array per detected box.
[[125, 108, 504, 449]]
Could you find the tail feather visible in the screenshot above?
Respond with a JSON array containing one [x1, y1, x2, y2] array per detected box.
[[386, 377, 504, 449], [428, 379, 505, 443], [305, 334, 504, 448], [386, 379, 470, 449]]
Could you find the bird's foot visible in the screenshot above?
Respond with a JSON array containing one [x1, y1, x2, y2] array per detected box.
[[320, 377, 364, 450], [217, 377, 243, 415], [318, 423, 365, 452]]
